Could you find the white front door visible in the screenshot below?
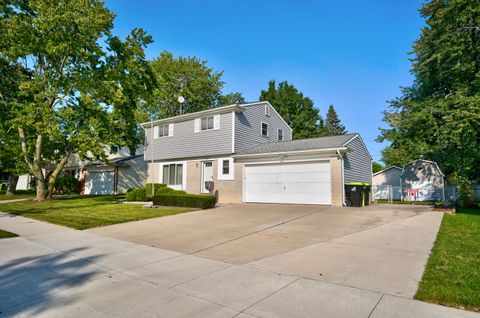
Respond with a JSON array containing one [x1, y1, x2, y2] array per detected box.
[[201, 161, 214, 193], [244, 161, 332, 205]]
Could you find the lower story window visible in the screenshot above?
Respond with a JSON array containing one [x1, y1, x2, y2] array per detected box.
[[162, 164, 183, 185], [222, 160, 230, 175]]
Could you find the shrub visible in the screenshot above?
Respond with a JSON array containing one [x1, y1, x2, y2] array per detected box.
[[135, 188, 147, 201], [155, 187, 175, 195], [145, 183, 167, 196], [125, 189, 137, 201], [152, 193, 216, 209], [56, 176, 80, 194]]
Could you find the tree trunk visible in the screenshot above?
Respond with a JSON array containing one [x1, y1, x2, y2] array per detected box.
[[36, 179, 48, 201], [46, 152, 71, 199], [5, 175, 18, 196]]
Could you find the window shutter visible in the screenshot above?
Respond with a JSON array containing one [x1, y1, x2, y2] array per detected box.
[[214, 114, 220, 130], [153, 126, 159, 138], [194, 118, 200, 133], [168, 123, 174, 136]]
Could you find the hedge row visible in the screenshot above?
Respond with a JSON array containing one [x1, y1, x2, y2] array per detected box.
[[145, 183, 167, 196], [152, 193, 216, 209], [126, 184, 188, 202], [126, 188, 147, 202]]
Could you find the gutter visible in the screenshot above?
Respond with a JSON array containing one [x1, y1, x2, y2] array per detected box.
[[234, 147, 349, 159], [336, 149, 346, 206]]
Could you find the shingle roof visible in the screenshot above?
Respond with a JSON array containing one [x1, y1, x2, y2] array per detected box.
[[237, 133, 358, 155]]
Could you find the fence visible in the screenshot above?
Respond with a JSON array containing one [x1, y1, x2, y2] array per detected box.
[[374, 184, 480, 203], [372, 185, 402, 203]]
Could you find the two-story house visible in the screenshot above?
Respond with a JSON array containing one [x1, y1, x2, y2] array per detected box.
[[142, 101, 372, 206]]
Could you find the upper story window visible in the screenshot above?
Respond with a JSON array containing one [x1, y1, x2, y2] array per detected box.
[[154, 124, 170, 138], [278, 129, 284, 141], [201, 116, 214, 130], [261, 122, 268, 137], [265, 105, 270, 116], [194, 114, 220, 132]]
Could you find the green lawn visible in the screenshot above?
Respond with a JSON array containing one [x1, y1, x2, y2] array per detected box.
[[0, 196, 194, 230], [0, 194, 35, 201], [0, 190, 36, 201], [0, 229, 18, 239], [416, 208, 480, 312]]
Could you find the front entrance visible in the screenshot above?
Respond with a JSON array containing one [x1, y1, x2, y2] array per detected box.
[[201, 161, 214, 193]]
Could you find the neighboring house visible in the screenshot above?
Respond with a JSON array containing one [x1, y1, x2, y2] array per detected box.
[[64, 146, 147, 195], [401, 159, 445, 202], [372, 166, 402, 200], [142, 101, 372, 206], [16, 174, 33, 190]]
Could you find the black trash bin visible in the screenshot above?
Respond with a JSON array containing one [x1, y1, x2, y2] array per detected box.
[[345, 183, 371, 207]]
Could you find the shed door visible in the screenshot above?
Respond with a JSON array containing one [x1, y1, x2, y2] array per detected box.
[[244, 161, 332, 205], [84, 171, 115, 195]]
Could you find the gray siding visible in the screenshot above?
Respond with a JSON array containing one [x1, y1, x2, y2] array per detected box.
[[117, 156, 148, 193], [343, 136, 372, 184], [144, 111, 233, 161], [235, 103, 292, 153]]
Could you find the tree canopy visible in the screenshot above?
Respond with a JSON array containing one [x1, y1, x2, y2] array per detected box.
[[1, 0, 154, 200], [259, 81, 347, 139], [147, 52, 224, 119], [218, 92, 246, 106], [378, 0, 480, 185], [372, 162, 384, 174], [259, 80, 322, 139]]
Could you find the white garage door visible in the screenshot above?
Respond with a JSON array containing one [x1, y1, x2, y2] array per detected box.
[[84, 171, 115, 195], [244, 161, 332, 205]]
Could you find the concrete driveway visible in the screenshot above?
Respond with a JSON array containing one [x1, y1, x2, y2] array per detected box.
[[1, 206, 479, 318], [91, 204, 439, 298]]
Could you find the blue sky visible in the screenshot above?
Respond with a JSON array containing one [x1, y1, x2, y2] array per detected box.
[[105, 0, 425, 162]]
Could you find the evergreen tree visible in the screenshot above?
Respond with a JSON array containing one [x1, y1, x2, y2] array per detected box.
[[324, 105, 346, 135]]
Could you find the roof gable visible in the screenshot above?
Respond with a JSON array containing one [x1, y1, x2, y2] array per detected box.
[[373, 166, 402, 176], [400, 159, 445, 177]]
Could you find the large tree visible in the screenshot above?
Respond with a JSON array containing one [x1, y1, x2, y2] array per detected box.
[[324, 104, 346, 136], [147, 52, 224, 119], [102, 28, 157, 155], [378, 0, 480, 187], [0, 56, 29, 195], [1, 0, 151, 200], [259, 80, 323, 139], [217, 91, 246, 106]]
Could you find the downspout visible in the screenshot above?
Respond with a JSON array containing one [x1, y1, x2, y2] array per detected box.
[[336, 150, 345, 206]]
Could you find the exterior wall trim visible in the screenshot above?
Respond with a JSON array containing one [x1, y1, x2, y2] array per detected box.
[[231, 111, 235, 153], [158, 160, 187, 190]]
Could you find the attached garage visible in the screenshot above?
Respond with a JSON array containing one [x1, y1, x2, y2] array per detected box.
[[84, 170, 115, 195], [236, 133, 372, 207], [244, 161, 331, 205]]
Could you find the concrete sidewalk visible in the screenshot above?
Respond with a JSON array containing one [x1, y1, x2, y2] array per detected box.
[[0, 212, 478, 318]]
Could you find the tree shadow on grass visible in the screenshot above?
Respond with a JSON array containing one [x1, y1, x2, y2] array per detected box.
[[0, 247, 105, 317]]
